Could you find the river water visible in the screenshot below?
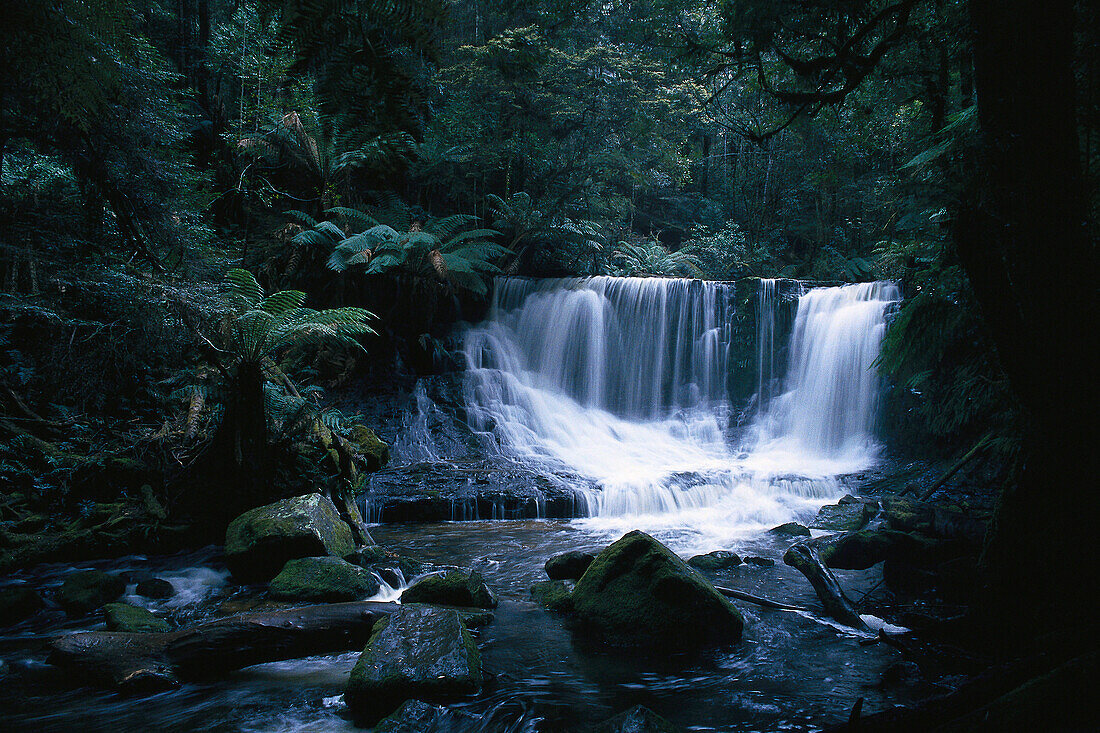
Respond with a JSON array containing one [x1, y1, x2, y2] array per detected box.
[[1, 278, 918, 731]]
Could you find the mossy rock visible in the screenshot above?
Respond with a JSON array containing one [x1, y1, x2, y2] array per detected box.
[[594, 704, 681, 732], [345, 606, 482, 723], [570, 530, 744, 649], [268, 556, 380, 602], [768, 522, 811, 538], [530, 580, 574, 612], [810, 502, 875, 532], [135, 578, 175, 599], [103, 603, 170, 633], [882, 497, 934, 534], [687, 551, 742, 571], [57, 570, 125, 616], [0, 586, 44, 626], [400, 570, 497, 609], [348, 425, 390, 472], [373, 699, 480, 732], [544, 550, 595, 580], [344, 545, 388, 567], [225, 494, 356, 583]]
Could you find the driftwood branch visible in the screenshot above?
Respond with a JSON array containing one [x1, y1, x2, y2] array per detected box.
[[784, 539, 870, 632], [714, 585, 812, 612], [919, 434, 993, 501], [48, 601, 397, 693]]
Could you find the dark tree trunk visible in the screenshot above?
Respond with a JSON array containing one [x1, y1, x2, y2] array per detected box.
[[959, 0, 1097, 638], [205, 361, 272, 518]]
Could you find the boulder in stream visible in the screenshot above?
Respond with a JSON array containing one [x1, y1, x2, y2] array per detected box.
[[595, 704, 681, 732], [135, 578, 175, 599], [103, 603, 171, 633], [530, 580, 574, 612], [810, 501, 876, 532], [344, 605, 482, 722], [57, 570, 126, 616], [224, 493, 355, 582], [545, 550, 595, 579], [268, 556, 380, 602], [687, 550, 742, 570], [768, 522, 812, 538], [373, 699, 479, 732], [400, 569, 497, 609], [570, 530, 744, 649]]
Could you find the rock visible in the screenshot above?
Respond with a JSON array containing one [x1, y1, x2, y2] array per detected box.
[[347, 425, 390, 472], [0, 585, 45, 625], [57, 570, 126, 616], [135, 578, 175, 600], [768, 522, 811, 537], [344, 605, 482, 723], [687, 551, 742, 570], [344, 545, 388, 567], [545, 550, 595, 580], [373, 699, 479, 732], [400, 570, 497, 609], [530, 580, 574, 612], [459, 610, 494, 629], [594, 704, 681, 732], [882, 497, 934, 534], [570, 530, 744, 649], [224, 494, 356, 582], [743, 556, 775, 567], [103, 603, 171, 633], [268, 556, 381, 602], [810, 502, 876, 532]]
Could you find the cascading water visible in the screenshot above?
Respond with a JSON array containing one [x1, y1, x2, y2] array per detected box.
[[457, 275, 898, 549]]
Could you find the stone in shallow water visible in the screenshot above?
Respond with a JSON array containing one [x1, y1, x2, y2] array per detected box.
[[102, 603, 170, 633], [344, 605, 482, 723], [768, 522, 812, 537], [57, 570, 126, 616], [224, 494, 355, 583], [135, 578, 175, 599], [810, 502, 875, 532], [687, 550, 742, 570], [594, 704, 681, 732], [268, 556, 380, 602], [571, 530, 744, 649], [400, 569, 497, 609], [530, 580, 574, 612], [545, 550, 595, 580], [743, 556, 775, 567]]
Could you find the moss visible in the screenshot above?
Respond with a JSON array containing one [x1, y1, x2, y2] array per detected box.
[[57, 570, 125, 616], [530, 580, 574, 612], [768, 522, 811, 537], [103, 602, 170, 633], [347, 425, 390, 472], [268, 556, 380, 602], [400, 570, 497, 609], [687, 551, 742, 570]]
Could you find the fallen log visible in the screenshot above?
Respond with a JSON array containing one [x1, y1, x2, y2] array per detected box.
[[713, 585, 812, 612], [784, 540, 870, 632], [48, 601, 398, 693]]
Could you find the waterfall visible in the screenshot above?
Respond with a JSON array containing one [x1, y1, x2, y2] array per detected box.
[[751, 281, 901, 465], [460, 276, 897, 543]]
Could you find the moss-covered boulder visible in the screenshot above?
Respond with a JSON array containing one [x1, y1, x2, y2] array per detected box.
[[545, 550, 595, 580], [530, 580, 574, 612], [102, 603, 171, 632], [570, 530, 744, 649], [344, 605, 482, 723], [57, 570, 126, 616], [225, 494, 356, 582], [268, 556, 380, 602], [373, 699, 479, 732], [0, 586, 44, 626], [810, 502, 875, 532], [347, 425, 390, 472], [135, 578, 175, 599], [768, 522, 811, 538], [595, 705, 681, 732], [400, 570, 497, 609], [687, 551, 742, 570], [743, 556, 775, 567]]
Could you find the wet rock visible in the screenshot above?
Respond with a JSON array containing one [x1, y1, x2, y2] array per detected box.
[[878, 661, 921, 688], [268, 556, 381, 602], [743, 556, 775, 567], [345, 605, 482, 723], [882, 497, 934, 534], [459, 610, 495, 629], [530, 580, 574, 612], [135, 578, 175, 600], [810, 502, 875, 532], [224, 494, 356, 583], [817, 530, 926, 570], [57, 570, 126, 616], [344, 545, 388, 567], [373, 699, 481, 732], [594, 704, 681, 732], [346, 425, 390, 472], [545, 550, 595, 580], [768, 522, 811, 537], [0, 585, 45, 625], [103, 603, 170, 633], [401, 570, 497, 609], [570, 530, 744, 649], [687, 550, 742, 570]]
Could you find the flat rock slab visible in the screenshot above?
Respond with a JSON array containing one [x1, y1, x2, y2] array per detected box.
[[345, 605, 482, 723], [225, 494, 355, 582]]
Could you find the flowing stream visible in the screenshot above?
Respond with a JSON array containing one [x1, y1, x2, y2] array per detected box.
[[1, 276, 910, 732]]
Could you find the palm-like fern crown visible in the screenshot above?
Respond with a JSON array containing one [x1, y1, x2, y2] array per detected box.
[[222, 269, 376, 364], [612, 239, 702, 277], [288, 202, 507, 295]]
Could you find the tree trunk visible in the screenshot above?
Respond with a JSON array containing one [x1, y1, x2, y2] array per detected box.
[[205, 361, 271, 517], [959, 0, 1097, 638]]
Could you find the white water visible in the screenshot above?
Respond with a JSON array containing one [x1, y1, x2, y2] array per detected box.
[[461, 276, 898, 552]]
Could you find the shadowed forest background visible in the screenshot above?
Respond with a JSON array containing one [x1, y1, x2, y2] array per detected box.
[[1, 0, 1097, 730]]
